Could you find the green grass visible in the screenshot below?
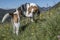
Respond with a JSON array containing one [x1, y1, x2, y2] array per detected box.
[[0, 8, 60, 40]]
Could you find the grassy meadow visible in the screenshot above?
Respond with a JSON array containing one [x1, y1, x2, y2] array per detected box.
[[0, 3, 60, 40]]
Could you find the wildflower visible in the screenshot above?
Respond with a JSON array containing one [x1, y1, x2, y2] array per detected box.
[[40, 14, 43, 17], [50, 12, 53, 15], [31, 33, 34, 35], [2, 34, 5, 37], [32, 26, 34, 29]]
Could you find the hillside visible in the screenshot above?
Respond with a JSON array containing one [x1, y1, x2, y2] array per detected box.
[[0, 9, 15, 21], [53, 2, 60, 8], [49, 2, 60, 10], [0, 2, 60, 40]]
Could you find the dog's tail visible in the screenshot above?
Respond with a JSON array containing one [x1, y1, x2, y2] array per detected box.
[[2, 13, 10, 23]]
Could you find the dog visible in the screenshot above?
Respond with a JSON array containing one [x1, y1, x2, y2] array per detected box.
[[2, 3, 40, 35]]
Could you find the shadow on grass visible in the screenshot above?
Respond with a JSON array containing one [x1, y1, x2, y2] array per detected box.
[[19, 19, 44, 31], [19, 22, 31, 32]]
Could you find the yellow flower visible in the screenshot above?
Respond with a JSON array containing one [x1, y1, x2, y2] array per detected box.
[[50, 13, 53, 15], [31, 33, 34, 35], [2, 34, 5, 37], [40, 14, 43, 17], [32, 27, 34, 29]]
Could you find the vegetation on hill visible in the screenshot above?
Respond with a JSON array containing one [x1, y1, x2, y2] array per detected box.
[[0, 2, 60, 40]]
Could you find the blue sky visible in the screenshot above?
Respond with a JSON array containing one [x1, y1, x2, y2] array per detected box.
[[0, 0, 60, 9]]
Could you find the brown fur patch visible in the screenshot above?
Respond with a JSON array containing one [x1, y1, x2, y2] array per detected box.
[[13, 14, 18, 23], [28, 6, 38, 13]]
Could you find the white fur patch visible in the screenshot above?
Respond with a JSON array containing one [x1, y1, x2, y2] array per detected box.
[[26, 9, 34, 17], [26, 12, 33, 17], [2, 13, 9, 23], [14, 10, 19, 14], [13, 22, 20, 35], [27, 4, 30, 10], [31, 18, 34, 22], [14, 22, 20, 27]]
